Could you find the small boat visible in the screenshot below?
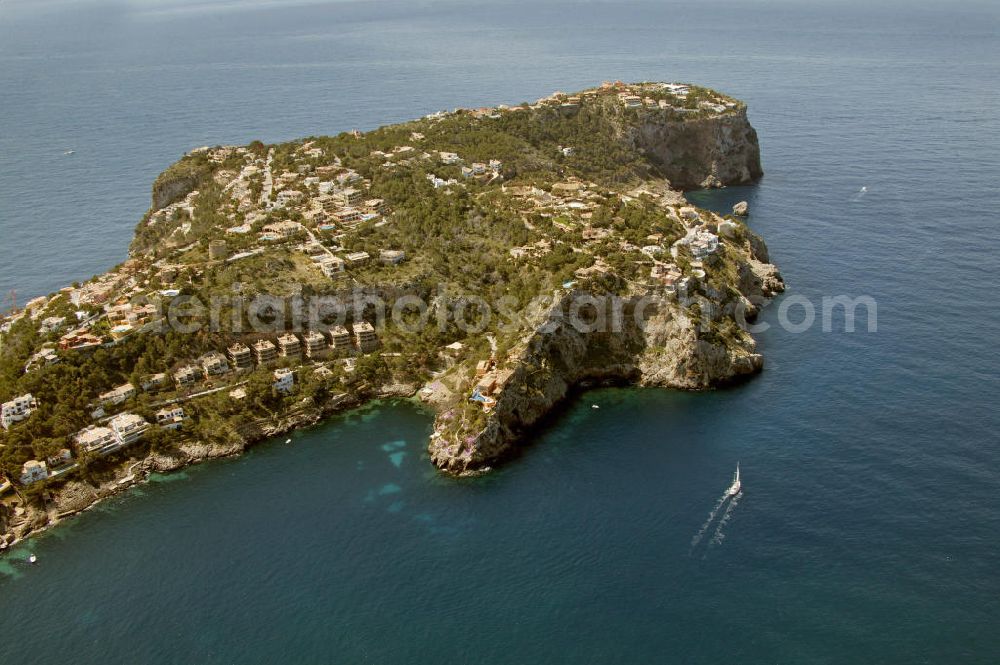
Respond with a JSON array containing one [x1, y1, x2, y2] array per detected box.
[[725, 463, 741, 497], [63, 150, 75, 155], [28, 554, 37, 564], [285, 438, 292, 444], [592, 404, 600, 409]]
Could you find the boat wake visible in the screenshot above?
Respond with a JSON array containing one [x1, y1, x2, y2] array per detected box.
[[708, 491, 742, 550], [690, 491, 731, 551], [689, 464, 743, 556]]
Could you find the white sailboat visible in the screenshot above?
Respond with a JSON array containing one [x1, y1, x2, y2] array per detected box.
[[725, 463, 741, 497]]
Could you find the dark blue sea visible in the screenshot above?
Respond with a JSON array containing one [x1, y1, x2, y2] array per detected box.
[[2, 0, 999, 662]]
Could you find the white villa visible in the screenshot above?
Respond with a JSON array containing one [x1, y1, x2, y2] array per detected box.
[[98, 383, 136, 406], [261, 220, 304, 241], [380, 249, 405, 265], [70, 415, 147, 456], [274, 368, 295, 393], [200, 351, 230, 377], [345, 251, 371, 266], [174, 364, 202, 385], [74, 425, 119, 455], [20, 460, 48, 486], [140, 373, 168, 392], [109, 413, 149, 447], [319, 256, 346, 278], [155, 406, 186, 430], [672, 229, 719, 260], [1, 393, 37, 430]]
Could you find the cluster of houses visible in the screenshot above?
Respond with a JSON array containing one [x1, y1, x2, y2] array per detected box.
[[650, 262, 685, 289], [672, 229, 720, 261], [9, 319, 384, 486], [669, 206, 722, 262], [69, 270, 132, 307], [615, 81, 686, 98], [15, 320, 383, 485], [3, 265, 158, 373], [3, 319, 383, 487], [164, 323, 378, 393], [507, 81, 704, 115], [13, 409, 158, 487], [17, 450, 72, 486], [309, 247, 405, 280], [313, 188, 386, 229], [469, 357, 515, 412], [20, 284, 164, 367], [427, 173, 459, 189], [503, 174, 733, 293], [191, 143, 413, 282], [54, 301, 157, 351], [199, 142, 391, 256], [425, 151, 504, 188], [74, 412, 151, 457], [460, 159, 503, 180], [505, 179, 609, 231], [602, 81, 738, 115]]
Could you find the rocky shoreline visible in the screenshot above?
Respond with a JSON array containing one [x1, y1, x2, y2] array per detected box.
[[1, 385, 417, 551], [1, 81, 783, 548], [429, 234, 784, 476]]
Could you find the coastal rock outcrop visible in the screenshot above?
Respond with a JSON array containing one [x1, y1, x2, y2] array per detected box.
[[733, 201, 749, 216], [151, 165, 206, 211], [429, 229, 784, 476], [622, 108, 763, 190]]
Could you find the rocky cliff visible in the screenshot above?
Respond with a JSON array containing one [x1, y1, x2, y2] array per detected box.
[[622, 107, 763, 189], [429, 220, 783, 476]]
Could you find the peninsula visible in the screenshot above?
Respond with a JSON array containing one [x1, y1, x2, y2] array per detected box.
[[0, 81, 782, 547]]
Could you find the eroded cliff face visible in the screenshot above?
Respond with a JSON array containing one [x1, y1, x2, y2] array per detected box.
[[622, 108, 763, 189], [429, 224, 783, 476], [151, 168, 203, 212]]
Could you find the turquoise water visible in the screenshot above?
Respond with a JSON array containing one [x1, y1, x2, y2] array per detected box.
[[2, 0, 1000, 662]]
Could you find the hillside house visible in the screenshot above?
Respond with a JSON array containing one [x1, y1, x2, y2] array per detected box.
[[228, 342, 253, 370], [1, 394, 37, 430], [99, 383, 136, 407], [19, 460, 48, 486], [278, 333, 301, 359], [352, 321, 378, 353], [174, 364, 202, 386], [109, 413, 149, 447], [273, 368, 295, 393], [253, 339, 278, 364], [379, 249, 405, 266], [155, 406, 187, 430], [74, 425, 118, 455], [329, 326, 353, 354], [345, 251, 371, 267], [302, 330, 328, 359]]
